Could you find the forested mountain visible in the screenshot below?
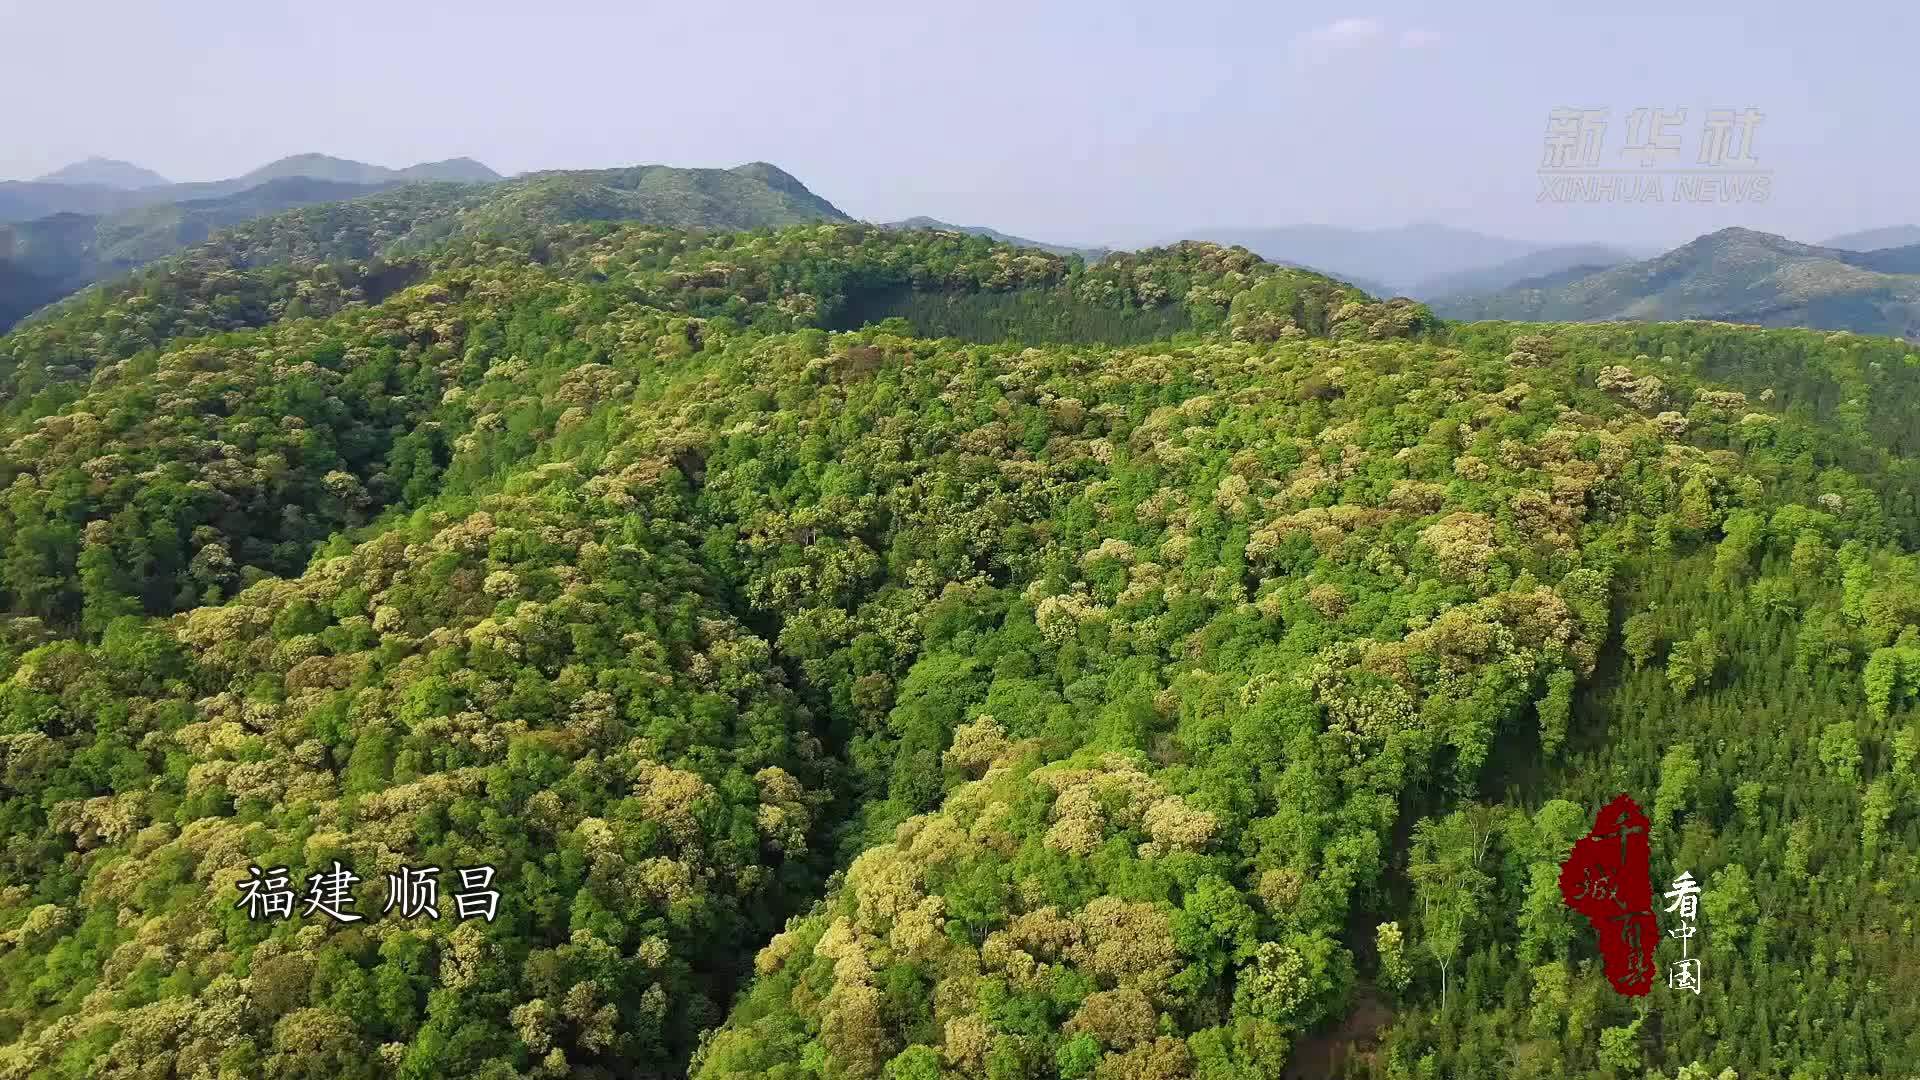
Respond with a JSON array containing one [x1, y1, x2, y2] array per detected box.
[[436, 163, 849, 238], [0, 154, 503, 328], [0, 207, 1916, 1080], [0, 162, 847, 334], [32, 158, 171, 190], [1437, 228, 1920, 342], [0, 179, 407, 333]]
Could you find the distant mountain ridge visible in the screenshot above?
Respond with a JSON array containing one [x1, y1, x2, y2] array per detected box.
[[225, 153, 500, 190], [33, 157, 171, 189], [1411, 243, 1640, 301], [1824, 225, 1920, 252], [1436, 226, 1920, 341], [151, 155, 501, 205], [0, 153, 501, 224]]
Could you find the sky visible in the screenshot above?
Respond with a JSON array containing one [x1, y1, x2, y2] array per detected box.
[[2, 0, 1910, 251]]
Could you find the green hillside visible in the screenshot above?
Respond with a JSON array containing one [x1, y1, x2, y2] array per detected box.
[[425, 163, 851, 240], [0, 179, 414, 333], [0, 163, 850, 335], [0, 219, 1914, 1080]]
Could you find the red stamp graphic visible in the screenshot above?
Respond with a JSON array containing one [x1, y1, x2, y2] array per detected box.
[[1558, 793, 1658, 995]]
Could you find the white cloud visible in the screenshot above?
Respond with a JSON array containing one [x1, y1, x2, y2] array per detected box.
[[1302, 16, 1387, 50], [1292, 17, 1445, 65]]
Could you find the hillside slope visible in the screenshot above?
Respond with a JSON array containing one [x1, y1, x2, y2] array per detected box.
[[0, 162, 848, 333], [432, 162, 851, 238], [0, 222, 1915, 1080], [0, 178, 405, 331]]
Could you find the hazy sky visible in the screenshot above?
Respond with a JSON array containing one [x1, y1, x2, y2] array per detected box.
[[3, 0, 1909, 249]]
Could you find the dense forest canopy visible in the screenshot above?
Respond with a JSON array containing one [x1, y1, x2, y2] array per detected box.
[[0, 212, 1915, 1080]]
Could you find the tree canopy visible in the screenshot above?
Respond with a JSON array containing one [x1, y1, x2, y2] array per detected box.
[[0, 220, 1914, 1080]]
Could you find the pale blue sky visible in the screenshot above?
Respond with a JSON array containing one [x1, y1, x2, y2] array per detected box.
[[1, 0, 1908, 249]]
